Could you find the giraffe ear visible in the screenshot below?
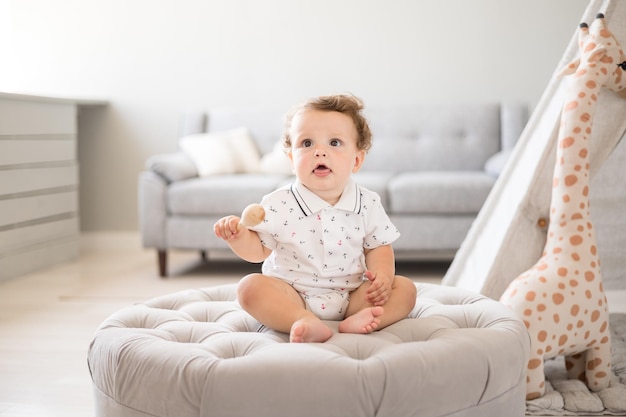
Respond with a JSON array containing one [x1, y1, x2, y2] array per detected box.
[[559, 58, 579, 76], [586, 44, 607, 63]]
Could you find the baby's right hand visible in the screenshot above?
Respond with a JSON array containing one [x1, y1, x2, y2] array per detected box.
[[213, 215, 242, 240]]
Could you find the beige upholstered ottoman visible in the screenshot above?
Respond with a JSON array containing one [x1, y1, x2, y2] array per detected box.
[[88, 283, 530, 417]]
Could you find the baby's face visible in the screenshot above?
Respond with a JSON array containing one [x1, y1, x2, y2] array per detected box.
[[288, 109, 365, 205]]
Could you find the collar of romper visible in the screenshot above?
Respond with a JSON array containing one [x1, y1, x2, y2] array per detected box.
[[290, 179, 362, 216]]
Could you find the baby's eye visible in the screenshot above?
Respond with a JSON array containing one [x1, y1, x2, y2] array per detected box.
[[302, 139, 313, 147], [330, 139, 341, 147]]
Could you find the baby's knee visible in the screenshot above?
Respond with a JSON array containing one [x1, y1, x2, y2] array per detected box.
[[395, 276, 417, 305], [237, 273, 263, 308]]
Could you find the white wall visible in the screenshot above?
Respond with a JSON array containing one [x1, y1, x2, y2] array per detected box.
[[6, 0, 590, 230]]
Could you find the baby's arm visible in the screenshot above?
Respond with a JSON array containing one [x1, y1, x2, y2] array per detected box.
[[214, 215, 271, 263], [363, 244, 396, 306]]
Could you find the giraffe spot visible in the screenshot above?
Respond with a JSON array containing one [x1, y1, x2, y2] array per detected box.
[[595, 371, 607, 379], [523, 320, 530, 328], [558, 267, 568, 277], [562, 194, 570, 203], [528, 359, 542, 369], [539, 276, 547, 283], [537, 263, 548, 271], [584, 330, 590, 339], [538, 330, 547, 342], [590, 245, 597, 255], [577, 225, 585, 232], [554, 314, 561, 323], [524, 308, 532, 316], [571, 213, 583, 220], [572, 253, 581, 261], [583, 185, 589, 196], [580, 113, 591, 123], [570, 235, 583, 245], [565, 175, 578, 186], [591, 310, 600, 322], [577, 320, 584, 328], [546, 345, 552, 353], [560, 136, 575, 148], [585, 290, 592, 299], [558, 283, 566, 290], [600, 321, 608, 332], [537, 348, 544, 355], [559, 334, 568, 346], [552, 293, 565, 305], [526, 291, 536, 302], [567, 323, 573, 331], [565, 360, 574, 370], [586, 80, 598, 89], [585, 271, 595, 281], [553, 247, 562, 254], [537, 303, 546, 312], [564, 101, 578, 111], [570, 279, 579, 287], [587, 358, 602, 370], [571, 305, 580, 316], [601, 336, 609, 343]]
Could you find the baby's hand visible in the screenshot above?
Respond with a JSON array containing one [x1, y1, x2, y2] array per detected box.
[[364, 270, 393, 306], [213, 215, 242, 240]]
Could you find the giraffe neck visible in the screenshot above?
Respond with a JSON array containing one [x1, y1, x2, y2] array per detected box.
[[547, 73, 602, 236]]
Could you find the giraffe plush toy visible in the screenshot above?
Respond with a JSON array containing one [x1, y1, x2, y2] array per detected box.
[[500, 13, 626, 400]]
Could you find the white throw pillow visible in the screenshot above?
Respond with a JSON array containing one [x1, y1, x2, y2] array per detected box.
[[179, 128, 261, 176], [259, 141, 293, 175]]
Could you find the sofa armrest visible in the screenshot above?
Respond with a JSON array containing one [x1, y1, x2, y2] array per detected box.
[[484, 149, 513, 178], [138, 171, 168, 249], [146, 151, 198, 183]]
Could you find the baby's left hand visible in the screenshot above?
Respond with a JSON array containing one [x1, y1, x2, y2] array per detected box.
[[364, 270, 393, 306]]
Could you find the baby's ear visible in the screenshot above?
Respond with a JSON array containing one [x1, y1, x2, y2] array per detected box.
[[352, 150, 366, 173]]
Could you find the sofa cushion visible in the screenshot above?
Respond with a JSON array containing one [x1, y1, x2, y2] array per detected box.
[[179, 128, 261, 176], [168, 174, 290, 215], [388, 172, 496, 214]]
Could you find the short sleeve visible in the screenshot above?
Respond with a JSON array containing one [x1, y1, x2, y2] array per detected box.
[[361, 189, 400, 249]]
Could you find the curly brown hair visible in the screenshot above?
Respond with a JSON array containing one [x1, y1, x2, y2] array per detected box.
[[282, 94, 372, 152]]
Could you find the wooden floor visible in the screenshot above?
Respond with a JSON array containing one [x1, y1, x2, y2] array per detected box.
[[0, 232, 624, 417]]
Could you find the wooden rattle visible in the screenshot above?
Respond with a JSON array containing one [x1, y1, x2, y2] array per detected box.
[[238, 203, 265, 229]]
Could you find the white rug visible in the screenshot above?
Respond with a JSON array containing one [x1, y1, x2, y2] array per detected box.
[[526, 313, 626, 415]]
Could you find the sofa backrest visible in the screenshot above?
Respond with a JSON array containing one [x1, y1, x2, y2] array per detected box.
[[362, 103, 526, 173], [197, 102, 527, 173]]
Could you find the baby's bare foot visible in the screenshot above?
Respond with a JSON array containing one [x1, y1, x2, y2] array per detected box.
[[338, 306, 384, 334], [290, 317, 333, 343]]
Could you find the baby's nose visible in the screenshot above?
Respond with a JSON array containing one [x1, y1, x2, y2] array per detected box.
[[314, 147, 327, 157]]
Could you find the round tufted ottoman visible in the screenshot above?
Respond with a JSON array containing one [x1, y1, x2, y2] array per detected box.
[[88, 283, 530, 417]]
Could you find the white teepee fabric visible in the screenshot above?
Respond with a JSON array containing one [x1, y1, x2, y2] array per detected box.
[[443, 0, 626, 299]]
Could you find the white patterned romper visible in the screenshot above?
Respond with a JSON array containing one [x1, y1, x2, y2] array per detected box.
[[250, 179, 400, 320]]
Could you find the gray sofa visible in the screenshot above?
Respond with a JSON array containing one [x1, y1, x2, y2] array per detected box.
[[139, 103, 528, 276]]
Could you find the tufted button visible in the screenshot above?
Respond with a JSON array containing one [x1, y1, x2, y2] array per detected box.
[[537, 217, 548, 229]]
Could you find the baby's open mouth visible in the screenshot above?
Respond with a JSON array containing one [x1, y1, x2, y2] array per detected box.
[[313, 164, 331, 174]]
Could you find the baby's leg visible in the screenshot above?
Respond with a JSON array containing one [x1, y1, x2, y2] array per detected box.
[[342, 275, 417, 332], [237, 273, 332, 343]]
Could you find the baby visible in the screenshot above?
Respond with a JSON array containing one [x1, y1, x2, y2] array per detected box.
[[214, 94, 417, 343]]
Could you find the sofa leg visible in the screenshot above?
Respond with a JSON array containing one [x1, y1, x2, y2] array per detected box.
[[200, 250, 207, 261], [158, 250, 167, 278]]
